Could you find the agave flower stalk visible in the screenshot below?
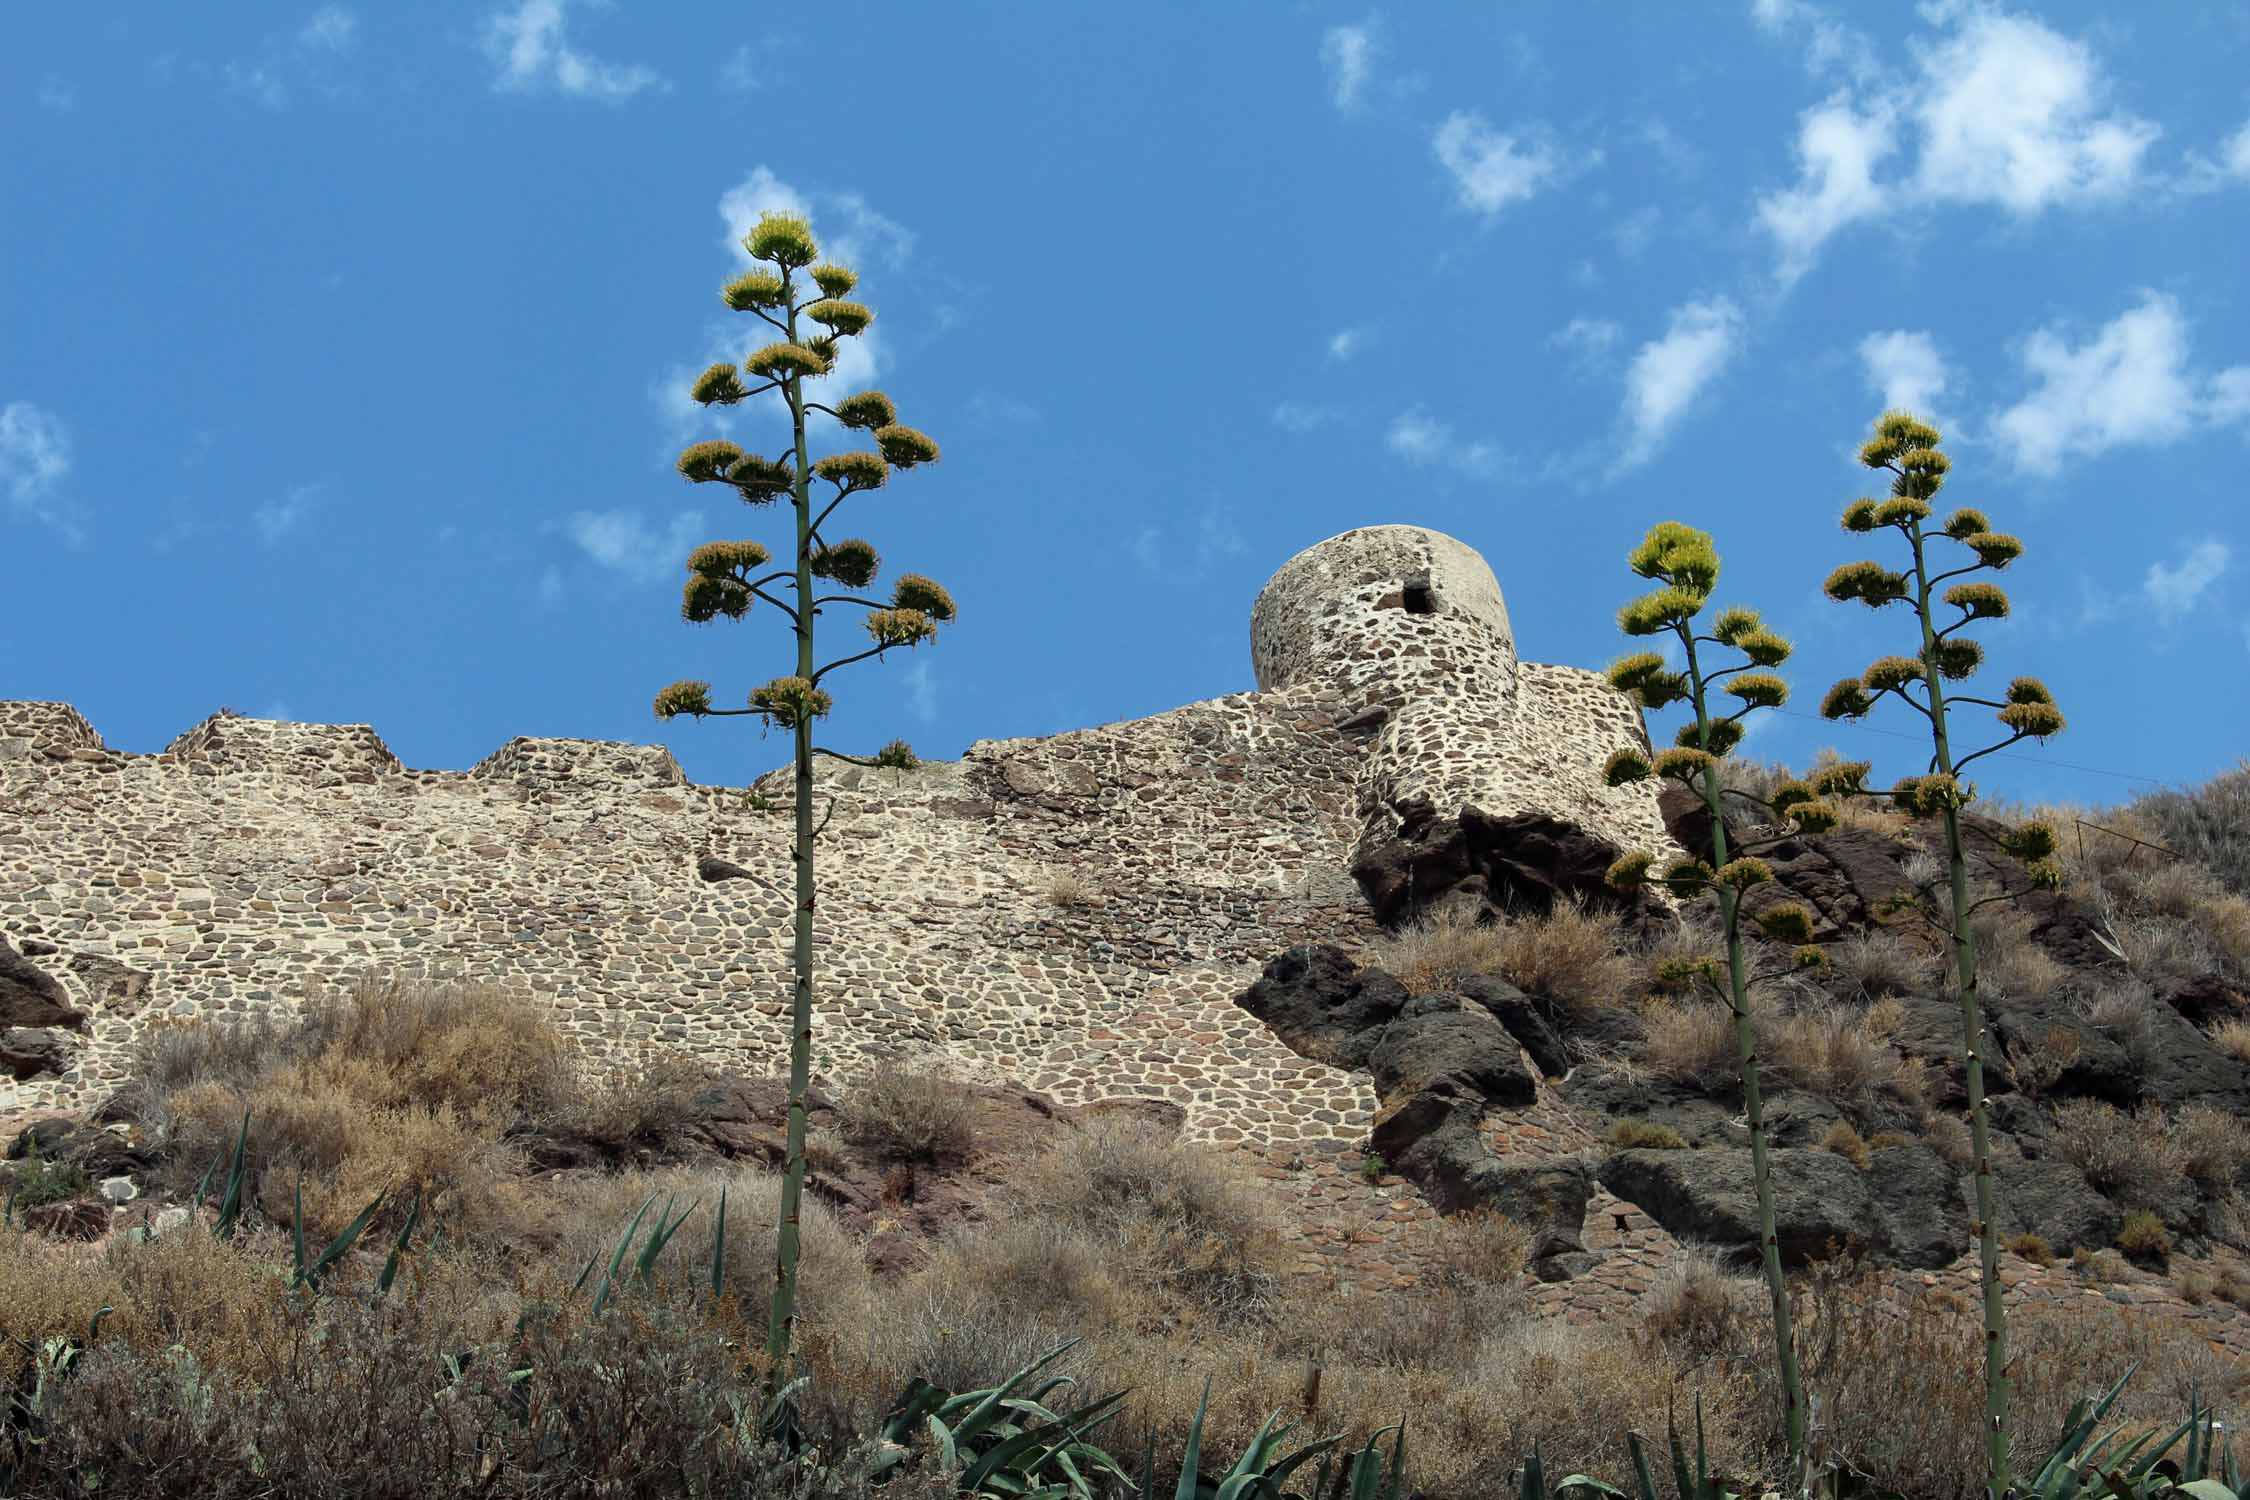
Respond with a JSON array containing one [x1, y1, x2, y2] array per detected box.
[[653, 211, 953, 1377], [1601, 522, 1829, 1470], [1817, 411, 2065, 1497]]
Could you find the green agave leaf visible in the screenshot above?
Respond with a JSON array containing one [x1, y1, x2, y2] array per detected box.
[[377, 1189, 423, 1300], [927, 1413, 960, 1471], [295, 1188, 389, 1290], [708, 1183, 727, 1302], [1175, 1376, 1214, 1500]]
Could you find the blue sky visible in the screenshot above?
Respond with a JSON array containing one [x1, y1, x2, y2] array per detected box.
[[4, 2, 2246, 809]]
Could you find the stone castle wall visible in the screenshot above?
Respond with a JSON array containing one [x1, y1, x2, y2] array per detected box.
[[1, 527, 1669, 1152]]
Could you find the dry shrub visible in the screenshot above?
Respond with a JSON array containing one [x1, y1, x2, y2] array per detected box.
[[1608, 1117, 1688, 1150], [566, 1043, 720, 1150], [2050, 1100, 2184, 1209], [1768, 1001, 1903, 1107], [1820, 1120, 1872, 1169], [2174, 1103, 2250, 1191], [1640, 997, 1740, 1089], [1642, 908, 1727, 996], [1777, 1270, 2247, 1500], [1498, 898, 1636, 1010], [1004, 1116, 1283, 1321], [2178, 1263, 2218, 1303], [290, 977, 577, 1118], [1827, 928, 1934, 1001], [1640, 1247, 1764, 1364], [1968, 909, 2065, 1002], [2003, 1025, 2083, 1100], [840, 1063, 979, 1165], [2210, 1018, 2250, 1064], [2129, 762, 2250, 896], [1923, 1111, 1974, 1171], [1432, 1207, 1532, 1287], [2006, 1232, 2055, 1266], [2117, 1209, 2172, 1261], [1042, 868, 1096, 909], [1368, 904, 1507, 996]]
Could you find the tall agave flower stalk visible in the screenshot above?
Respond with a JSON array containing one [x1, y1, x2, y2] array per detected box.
[[1600, 522, 1834, 1471], [652, 211, 954, 1375], [1816, 411, 2065, 1497]]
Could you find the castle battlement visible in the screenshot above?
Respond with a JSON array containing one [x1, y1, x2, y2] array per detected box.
[[2, 527, 1670, 1147]]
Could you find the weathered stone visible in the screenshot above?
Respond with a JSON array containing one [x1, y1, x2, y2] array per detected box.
[[1598, 1147, 1874, 1267], [1367, 999, 1537, 1110], [99, 1174, 139, 1203], [0, 940, 84, 1032], [1, 1026, 70, 1080], [1235, 946, 1410, 1072], [22, 1200, 109, 1241], [1458, 974, 1570, 1079]]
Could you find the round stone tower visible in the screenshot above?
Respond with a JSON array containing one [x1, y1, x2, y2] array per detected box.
[[1250, 525, 1519, 708], [1251, 525, 1674, 925]]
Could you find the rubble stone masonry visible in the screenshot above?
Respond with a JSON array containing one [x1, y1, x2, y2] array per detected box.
[[2, 527, 1666, 1153]]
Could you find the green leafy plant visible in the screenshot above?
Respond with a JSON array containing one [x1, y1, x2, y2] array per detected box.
[[869, 1340, 1132, 1499], [3, 1146, 88, 1210], [1816, 410, 2067, 1496], [653, 209, 956, 1381], [1599, 521, 1817, 1467]]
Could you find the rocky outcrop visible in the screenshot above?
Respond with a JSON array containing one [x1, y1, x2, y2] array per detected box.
[[1, 939, 83, 1032], [1354, 805, 1650, 931], [1597, 1145, 1964, 1270]]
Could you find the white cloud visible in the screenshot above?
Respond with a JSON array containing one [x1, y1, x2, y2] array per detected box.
[[899, 658, 938, 723], [2142, 540, 2231, 623], [1271, 403, 1335, 433], [254, 483, 325, 543], [1320, 19, 1378, 111], [1432, 112, 1578, 218], [2227, 120, 2250, 179], [300, 7, 357, 50], [719, 45, 756, 91], [1328, 328, 1363, 362], [1552, 317, 1622, 359], [1911, 12, 2158, 213], [657, 168, 912, 438], [1755, 93, 1898, 286], [1750, 4, 2162, 284], [1385, 409, 1505, 478], [486, 0, 662, 101], [1638, 118, 1701, 175], [1615, 297, 1745, 469], [0, 402, 80, 540], [1990, 292, 2250, 473], [565, 509, 704, 581], [1858, 329, 1957, 433]]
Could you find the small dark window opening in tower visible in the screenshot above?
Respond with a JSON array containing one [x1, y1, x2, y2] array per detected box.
[[1401, 573, 1437, 614]]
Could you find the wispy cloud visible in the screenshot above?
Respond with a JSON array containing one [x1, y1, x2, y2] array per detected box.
[[1751, 3, 2162, 285], [719, 43, 756, 92], [655, 167, 913, 440], [1328, 328, 1364, 362], [254, 483, 326, 543], [1271, 403, 1336, 433], [1990, 292, 2250, 474], [2143, 539, 2231, 624], [486, 0, 663, 101], [226, 6, 359, 108], [1386, 409, 1506, 478], [1431, 112, 1587, 219], [1858, 329, 1958, 435], [565, 509, 704, 581], [0, 402, 81, 542], [1551, 317, 1623, 370], [1320, 18, 1379, 111], [1613, 297, 1745, 471], [899, 658, 938, 723]]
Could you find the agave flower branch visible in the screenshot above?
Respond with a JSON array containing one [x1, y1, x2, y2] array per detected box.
[[650, 213, 955, 1385], [1815, 410, 2065, 1497], [1598, 521, 1817, 1468]]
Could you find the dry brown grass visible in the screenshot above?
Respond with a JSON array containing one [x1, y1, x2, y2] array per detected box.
[[840, 1062, 979, 1165], [1041, 868, 1097, 909], [1639, 996, 1739, 1089], [1820, 1120, 1872, 1169], [2049, 1100, 2185, 1210], [2209, 1018, 2250, 1063], [1967, 909, 2066, 1002], [1827, 928, 1934, 1000], [1372, 899, 1635, 1009]]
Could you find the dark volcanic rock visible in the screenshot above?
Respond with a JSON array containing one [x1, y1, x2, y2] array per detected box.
[[1353, 804, 1647, 932], [1, 1026, 70, 1080], [1599, 1147, 1876, 1266], [22, 1200, 109, 1242], [1985, 1153, 2120, 1257], [1236, 945, 1411, 1072], [1459, 975, 1570, 1079], [6, 1117, 77, 1161], [1866, 1143, 1970, 1268], [0, 940, 83, 1032], [1367, 997, 1536, 1109]]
